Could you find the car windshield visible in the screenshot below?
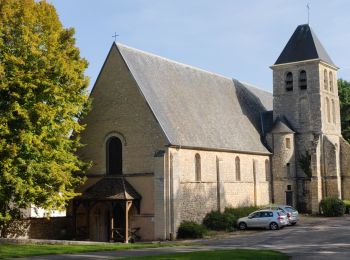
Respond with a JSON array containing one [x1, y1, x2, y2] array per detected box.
[[285, 206, 296, 212], [277, 210, 286, 216]]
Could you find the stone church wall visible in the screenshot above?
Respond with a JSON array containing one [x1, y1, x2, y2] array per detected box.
[[169, 148, 270, 233], [271, 132, 297, 207], [273, 61, 322, 133], [323, 136, 341, 198], [340, 137, 350, 199], [1, 217, 73, 240], [78, 45, 168, 176], [77, 46, 169, 241]]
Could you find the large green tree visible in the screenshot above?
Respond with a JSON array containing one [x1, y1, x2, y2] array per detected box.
[[338, 79, 350, 142], [0, 0, 89, 230]]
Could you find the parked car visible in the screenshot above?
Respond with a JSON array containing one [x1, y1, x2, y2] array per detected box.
[[261, 205, 299, 225], [237, 210, 288, 230]]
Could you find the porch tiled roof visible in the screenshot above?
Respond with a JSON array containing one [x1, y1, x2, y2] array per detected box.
[[77, 177, 141, 200]]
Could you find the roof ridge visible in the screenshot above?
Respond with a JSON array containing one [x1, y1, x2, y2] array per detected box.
[[116, 42, 233, 81], [116, 42, 269, 92]]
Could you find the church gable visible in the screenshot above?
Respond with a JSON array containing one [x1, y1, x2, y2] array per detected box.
[[78, 44, 168, 175]]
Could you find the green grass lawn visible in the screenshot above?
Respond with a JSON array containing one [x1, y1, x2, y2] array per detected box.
[[0, 242, 190, 259], [125, 249, 289, 260]]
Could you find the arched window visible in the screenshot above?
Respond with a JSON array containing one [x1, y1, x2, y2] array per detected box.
[[326, 97, 331, 123], [285, 72, 293, 91], [235, 156, 241, 181], [106, 137, 122, 175], [324, 69, 328, 90], [299, 70, 307, 90], [329, 71, 333, 92], [195, 153, 201, 182], [332, 99, 336, 124], [265, 159, 270, 181]]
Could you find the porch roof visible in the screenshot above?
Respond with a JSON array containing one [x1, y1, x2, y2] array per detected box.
[[77, 176, 141, 201]]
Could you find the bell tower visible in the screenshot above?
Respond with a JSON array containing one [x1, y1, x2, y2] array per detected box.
[[271, 24, 340, 135], [270, 24, 341, 213]]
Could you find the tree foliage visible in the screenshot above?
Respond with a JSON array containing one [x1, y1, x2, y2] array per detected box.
[[0, 0, 89, 230], [338, 79, 350, 142]]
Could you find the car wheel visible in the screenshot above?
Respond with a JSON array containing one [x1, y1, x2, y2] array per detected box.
[[291, 222, 297, 226], [238, 222, 247, 230], [270, 222, 279, 230]]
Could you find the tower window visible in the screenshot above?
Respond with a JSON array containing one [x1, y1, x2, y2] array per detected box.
[[285, 72, 293, 91], [326, 97, 331, 123], [329, 71, 333, 92], [299, 70, 307, 90], [332, 99, 336, 124], [195, 153, 201, 182], [286, 138, 291, 149], [324, 69, 328, 90], [286, 163, 291, 177], [235, 156, 241, 181]]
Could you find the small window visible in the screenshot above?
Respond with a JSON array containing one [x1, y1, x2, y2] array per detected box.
[[329, 71, 333, 92], [299, 70, 307, 90], [286, 138, 291, 149], [285, 72, 293, 91], [287, 185, 292, 191], [195, 153, 201, 182], [286, 163, 291, 177], [235, 156, 241, 181], [324, 69, 328, 90]]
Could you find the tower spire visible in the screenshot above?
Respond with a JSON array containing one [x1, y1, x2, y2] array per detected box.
[[307, 3, 310, 24]]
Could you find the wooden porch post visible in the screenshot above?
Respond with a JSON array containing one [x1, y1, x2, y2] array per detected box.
[[124, 201, 132, 243], [110, 212, 114, 242], [72, 201, 77, 240], [86, 202, 90, 240]]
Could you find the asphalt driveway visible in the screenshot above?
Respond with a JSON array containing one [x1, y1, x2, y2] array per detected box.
[[13, 215, 350, 259]]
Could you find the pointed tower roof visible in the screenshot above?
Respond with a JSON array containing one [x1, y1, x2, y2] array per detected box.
[[274, 24, 336, 67]]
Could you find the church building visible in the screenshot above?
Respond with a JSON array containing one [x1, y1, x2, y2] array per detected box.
[[73, 24, 350, 242]]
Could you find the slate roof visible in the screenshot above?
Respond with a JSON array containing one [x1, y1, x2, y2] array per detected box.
[[275, 24, 336, 67], [77, 177, 141, 200], [116, 43, 272, 154], [260, 111, 274, 136], [270, 119, 295, 134]]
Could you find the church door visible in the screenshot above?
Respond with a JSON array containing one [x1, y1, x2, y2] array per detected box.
[[90, 203, 109, 242], [286, 191, 293, 206]]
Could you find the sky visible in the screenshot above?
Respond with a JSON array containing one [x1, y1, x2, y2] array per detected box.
[[48, 0, 350, 92]]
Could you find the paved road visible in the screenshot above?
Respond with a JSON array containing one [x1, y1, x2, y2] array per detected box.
[[13, 215, 350, 259]]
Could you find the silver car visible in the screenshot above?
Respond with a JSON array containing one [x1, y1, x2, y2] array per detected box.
[[237, 210, 288, 230], [261, 205, 299, 225]]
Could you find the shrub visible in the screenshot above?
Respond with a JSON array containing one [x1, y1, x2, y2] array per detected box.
[[343, 200, 350, 214], [224, 206, 260, 219], [177, 221, 207, 239], [202, 210, 237, 231], [319, 197, 345, 217]]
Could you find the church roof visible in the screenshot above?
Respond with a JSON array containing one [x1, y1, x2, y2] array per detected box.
[[274, 24, 336, 67], [116, 43, 272, 154]]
